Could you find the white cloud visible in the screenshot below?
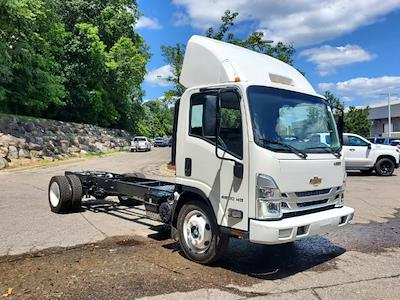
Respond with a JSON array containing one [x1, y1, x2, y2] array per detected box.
[[319, 76, 400, 103], [172, 0, 400, 46], [144, 65, 173, 87], [136, 16, 161, 29], [300, 44, 375, 76], [173, 11, 190, 27]]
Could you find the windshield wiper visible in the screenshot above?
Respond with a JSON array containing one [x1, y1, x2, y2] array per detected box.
[[306, 146, 342, 158], [260, 138, 308, 159]]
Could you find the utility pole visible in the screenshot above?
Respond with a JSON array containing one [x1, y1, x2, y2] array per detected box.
[[388, 92, 391, 138]]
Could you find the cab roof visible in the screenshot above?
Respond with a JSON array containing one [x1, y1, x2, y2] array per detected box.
[[179, 35, 317, 96]]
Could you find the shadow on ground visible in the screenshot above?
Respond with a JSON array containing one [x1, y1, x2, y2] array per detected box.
[[79, 197, 349, 280]]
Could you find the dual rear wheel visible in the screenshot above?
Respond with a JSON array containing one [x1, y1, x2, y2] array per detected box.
[[48, 175, 82, 213]]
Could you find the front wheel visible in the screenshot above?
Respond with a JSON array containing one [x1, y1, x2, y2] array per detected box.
[[177, 201, 229, 264], [375, 158, 395, 176]]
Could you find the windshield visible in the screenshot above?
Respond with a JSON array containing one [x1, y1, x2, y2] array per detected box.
[[247, 86, 341, 153]]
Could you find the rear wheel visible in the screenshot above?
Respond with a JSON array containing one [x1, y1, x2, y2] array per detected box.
[[177, 201, 229, 264], [48, 176, 72, 213], [375, 158, 395, 176], [66, 174, 83, 210]]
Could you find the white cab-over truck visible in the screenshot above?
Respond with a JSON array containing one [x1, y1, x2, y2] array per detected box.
[[48, 36, 354, 264]]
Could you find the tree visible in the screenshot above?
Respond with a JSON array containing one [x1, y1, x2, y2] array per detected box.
[[0, 0, 150, 133], [161, 10, 297, 98], [324, 91, 344, 110], [345, 106, 371, 137], [160, 44, 186, 100], [0, 0, 67, 116], [53, 0, 150, 130]]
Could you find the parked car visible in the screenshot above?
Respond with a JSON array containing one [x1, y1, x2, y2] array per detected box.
[[153, 137, 168, 147], [390, 139, 400, 152], [343, 133, 399, 175], [168, 138, 173, 147], [131, 136, 151, 152], [367, 137, 398, 145]]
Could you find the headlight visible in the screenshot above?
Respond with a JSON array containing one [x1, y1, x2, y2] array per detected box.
[[256, 174, 283, 219], [335, 175, 346, 207]]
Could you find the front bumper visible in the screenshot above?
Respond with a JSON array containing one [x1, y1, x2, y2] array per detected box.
[[249, 206, 354, 244]]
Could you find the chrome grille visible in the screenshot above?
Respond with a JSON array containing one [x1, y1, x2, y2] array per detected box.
[[297, 199, 328, 208], [295, 188, 331, 198]]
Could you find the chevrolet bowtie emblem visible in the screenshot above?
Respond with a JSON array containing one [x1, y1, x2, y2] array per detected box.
[[309, 176, 322, 186]]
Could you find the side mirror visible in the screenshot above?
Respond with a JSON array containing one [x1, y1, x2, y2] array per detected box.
[[367, 143, 371, 149], [202, 94, 219, 138], [333, 106, 344, 145]]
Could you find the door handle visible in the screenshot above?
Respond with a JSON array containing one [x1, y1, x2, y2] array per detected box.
[[349, 148, 355, 151]]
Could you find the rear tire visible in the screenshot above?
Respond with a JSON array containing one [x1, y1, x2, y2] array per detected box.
[[66, 175, 83, 210], [375, 158, 395, 176], [177, 201, 229, 264], [48, 176, 72, 213]]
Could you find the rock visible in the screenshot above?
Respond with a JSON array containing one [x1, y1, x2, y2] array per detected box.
[[8, 145, 19, 159], [0, 146, 8, 158], [0, 134, 25, 147], [46, 140, 56, 151], [18, 148, 31, 159], [70, 136, 80, 147], [30, 150, 43, 158], [68, 145, 80, 154], [24, 122, 36, 132], [0, 157, 8, 169], [28, 143, 42, 151]]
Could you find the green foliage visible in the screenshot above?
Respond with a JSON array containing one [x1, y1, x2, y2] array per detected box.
[[206, 11, 295, 65], [323, 91, 371, 136], [324, 91, 344, 110], [160, 44, 186, 101], [137, 99, 174, 137], [0, 0, 150, 133], [0, 0, 66, 116], [345, 106, 371, 137], [161, 10, 298, 98]]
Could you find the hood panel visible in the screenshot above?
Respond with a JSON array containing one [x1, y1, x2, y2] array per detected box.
[[277, 159, 345, 192]]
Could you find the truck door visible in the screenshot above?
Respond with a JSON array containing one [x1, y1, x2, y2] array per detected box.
[[216, 91, 249, 230], [343, 135, 373, 168], [179, 89, 249, 231]]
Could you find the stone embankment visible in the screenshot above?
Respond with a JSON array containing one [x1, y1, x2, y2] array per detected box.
[[0, 115, 133, 169]]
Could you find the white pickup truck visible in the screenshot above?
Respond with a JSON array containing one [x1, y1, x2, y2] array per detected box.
[[48, 35, 355, 264], [343, 133, 399, 175]]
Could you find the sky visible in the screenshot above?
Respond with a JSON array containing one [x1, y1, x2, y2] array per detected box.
[[136, 0, 400, 107]]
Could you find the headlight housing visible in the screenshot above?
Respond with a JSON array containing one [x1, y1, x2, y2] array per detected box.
[[335, 175, 346, 207], [256, 174, 283, 220]]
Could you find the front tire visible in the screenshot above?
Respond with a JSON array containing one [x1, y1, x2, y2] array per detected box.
[[48, 176, 72, 213], [177, 201, 229, 264], [375, 158, 395, 176]]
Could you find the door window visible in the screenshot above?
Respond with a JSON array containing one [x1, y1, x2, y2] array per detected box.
[[345, 136, 369, 147], [189, 91, 243, 158]]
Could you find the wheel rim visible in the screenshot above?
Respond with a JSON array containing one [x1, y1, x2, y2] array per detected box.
[[380, 162, 392, 174], [49, 182, 61, 207], [183, 210, 212, 254]]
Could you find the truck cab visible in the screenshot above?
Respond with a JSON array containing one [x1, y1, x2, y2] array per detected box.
[[171, 36, 354, 263]]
